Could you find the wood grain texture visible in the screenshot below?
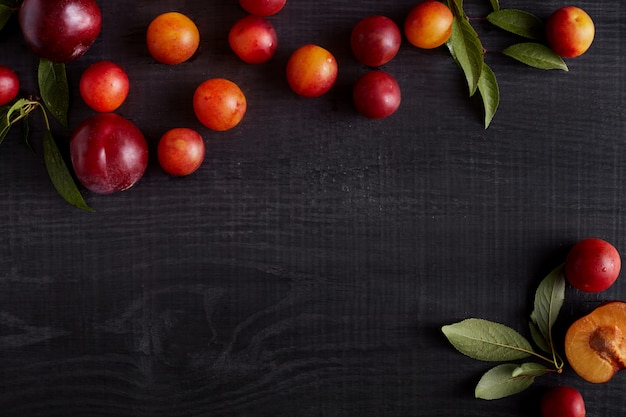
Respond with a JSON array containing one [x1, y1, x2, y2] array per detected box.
[[1, 0, 626, 416]]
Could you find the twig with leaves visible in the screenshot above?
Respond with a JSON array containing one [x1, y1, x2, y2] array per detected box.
[[442, 265, 566, 400], [444, 0, 569, 128], [0, 58, 93, 211]]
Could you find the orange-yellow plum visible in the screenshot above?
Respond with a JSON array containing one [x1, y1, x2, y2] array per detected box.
[[546, 6, 594, 58], [193, 78, 247, 131], [404, 1, 453, 49], [146, 12, 200, 64], [158, 128, 205, 176], [286, 44, 338, 97]]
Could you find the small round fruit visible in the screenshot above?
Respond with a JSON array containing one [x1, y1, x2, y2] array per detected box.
[[229, 15, 278, 64], [70, 113, 148, 194], [0, 66, 20, 106], [353, 70, 401, 119], [18, 0, 102, 63], [239, 0, 286, 16], [565, 238, 621, 292], [351, 16, 401, 67], [146, 12, 200, 65], [286, 44, 338, 98], [546, 6, 594, 58], [193, 78, 247, 131], [79, 61, 130, 113], [404, 1, 453, 49], [540, 386, 586, 417], [158, 128, 205, 176]]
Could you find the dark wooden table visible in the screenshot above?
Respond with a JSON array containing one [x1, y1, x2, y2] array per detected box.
[[1, 1, 625, 416]]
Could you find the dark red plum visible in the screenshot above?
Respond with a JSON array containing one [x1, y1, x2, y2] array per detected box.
[[353, 70, 401, 119], [540, 386, 586, 417], [565, 238, 621, 292], [351, 16, 401, 67], [70, 113, 148, 194], [19, 0, 102, 63]]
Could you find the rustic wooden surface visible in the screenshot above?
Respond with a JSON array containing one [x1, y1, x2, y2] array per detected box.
[[1, 0, 625, 416]]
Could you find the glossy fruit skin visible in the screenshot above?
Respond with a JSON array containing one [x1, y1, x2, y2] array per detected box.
[[286, 44, 338, 98], [70, 113, 148, 194], [79, 61, 130, 113], [146, 12, 200, 65], [158, 128, 205, 176], [565, 238, 621, 292], [0, 66, 19, 106], [193, 78, 247, 131], [18, 0, 102, 63], [229, 15, 278, 64], [546, 6, 594, 58], [351, 16, 401, 67], [239, 0, 286, 16], [353, 70, 401, 119], [404, 1, 453, 49], [540, 386, 586, 417]]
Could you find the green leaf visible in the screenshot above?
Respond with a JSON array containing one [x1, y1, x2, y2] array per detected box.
[[446, 17, 484, 96], [42, 129, 94, 212], [445, 0, 465, 17], [7, 98, 33, 118], [502, 43, 568, 71], [0, 4, 12, 31], [489, 0, 500, 12], [511, 362, 549, 378], [477, 62, 499, 129], [475, 363, 537, 400], [38, 59, 69, 127], [487, 9, 544, 40], [0, 105, 11, 144], [529, 319, 551, 354], [1, 99, 36, 145], [442, 318, 534, 362], [530, 264, 565, 353], [21, 116, 34, 153]]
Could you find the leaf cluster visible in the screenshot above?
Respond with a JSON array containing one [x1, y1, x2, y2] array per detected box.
[[443, 0, 568, 128], [441, 265, 566, 400], [0, 59, 93, 211]]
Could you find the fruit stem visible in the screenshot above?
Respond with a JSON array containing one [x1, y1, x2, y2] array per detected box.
[[545, 322, 565, 370], [37, 102, 51, 131], [526, 349, 562, 367], [6, 100, 38, 126], [552, 351, 565, 370]]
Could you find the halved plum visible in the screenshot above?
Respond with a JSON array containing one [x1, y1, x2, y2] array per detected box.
[[564, 301, 626, 383]]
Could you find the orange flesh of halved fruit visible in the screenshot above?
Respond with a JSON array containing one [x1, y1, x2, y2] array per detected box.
[[565, 301, 626, 383]]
